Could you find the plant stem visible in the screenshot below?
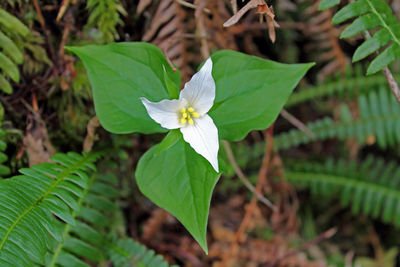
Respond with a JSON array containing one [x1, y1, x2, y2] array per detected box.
[[222, 140, 276, 210]]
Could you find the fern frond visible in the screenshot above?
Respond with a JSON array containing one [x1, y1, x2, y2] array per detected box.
[[0, 128, 10, 177], [0, 8, 29, 94], [0, 110, 10, 177], [0, 152, 101, 266], [276, 88, 400, 150], [319, 0, 400, 75], [285, 66, 400, 107], [286, 156, 400, 226], [85, 0, 127, 43], [46, 173, 118, 267], [108, 239, 177, 267]]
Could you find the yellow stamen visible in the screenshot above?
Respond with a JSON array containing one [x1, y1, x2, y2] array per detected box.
[[191, 112, 200, 118], [182, 112, 188, 118], [188, 107, 195, 113], [188, 118, 194, 125], [180, 118, 187, 125]]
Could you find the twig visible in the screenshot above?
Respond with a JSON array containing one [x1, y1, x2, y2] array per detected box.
[[175, 0, 211, 14], [56, 0, 71, 22], [231, 0, 238, 14], [382, 67, 400, 104], [223, 140, 276, 210], [32, 0, 56, 62], [280, 109, 315, 138], [264, 227, 337, 267], [194, 0, 210, 59]]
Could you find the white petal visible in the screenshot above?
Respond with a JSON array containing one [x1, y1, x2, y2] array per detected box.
[[140, 97, 185, 130], [180, 114, 219, 172], [180, 58, 215, 115]]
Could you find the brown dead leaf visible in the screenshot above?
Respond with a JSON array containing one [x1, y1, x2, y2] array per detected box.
[[137, 0, 153, 15], [23, 114, 55, 166], [142, 208, 169, 242]]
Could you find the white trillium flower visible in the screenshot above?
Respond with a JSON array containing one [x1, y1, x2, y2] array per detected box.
[[140, 58, 219, 172]]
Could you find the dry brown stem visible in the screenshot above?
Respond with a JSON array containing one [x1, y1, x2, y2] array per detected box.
[[223, 0, 278, 42], [280, 109, 315, 138], [83, 116, 100, 152], [195, 0, 210, 59], [222, 140, 276, 210]]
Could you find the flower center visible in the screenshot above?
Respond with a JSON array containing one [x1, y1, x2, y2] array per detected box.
[[180, 107, 200, 125]]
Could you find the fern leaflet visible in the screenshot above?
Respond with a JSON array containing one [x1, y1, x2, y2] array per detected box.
[[108, 238, 178, 267], [319, 0, 400, 74]]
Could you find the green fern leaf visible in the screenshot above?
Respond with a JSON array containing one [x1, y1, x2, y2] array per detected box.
[[0, 8, 29, 36], [0, 31, 23, 64], [319, 0, 400, 75], [45, 169, 174, 267], [0, 52, 19, 82], [318, 0, 340, 11], [285, 66, 400, 107], [286, 156, 400, 226], [0, 124, 10, 177], [85, 0, 127, 43], [0, 152, 101, 266], [46, 173, 118, 267], [0, 74, 12, 95], [276, 88, 400, 150], [108, 239, 177, 267]]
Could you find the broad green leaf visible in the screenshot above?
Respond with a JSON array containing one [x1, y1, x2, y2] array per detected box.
[[163, 65, 180, 99], [155, 129, 181, 155], [135, 137, 220, 253], [209, 50, 314, 141], [66, 42, 181, 134]]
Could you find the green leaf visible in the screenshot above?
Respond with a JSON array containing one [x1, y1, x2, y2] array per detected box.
[[367, 44, 400, 75], [0, 52, 19, 82], [318, 0, 340, 11], [0, 74, 12, 94], [0, 9, 29, 36], [0, 31, 23, 64], [155, 129, 181, 155], [135, 137, 220, 253], [210, 50, 314, 141], [65, 42, 181, 134], [163, 65, 180, 99], [353, 29, 391, 62]]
